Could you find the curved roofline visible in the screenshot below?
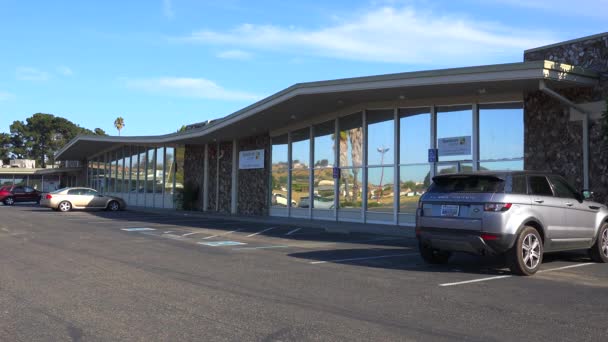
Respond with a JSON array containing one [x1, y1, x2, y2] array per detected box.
[[55, 60, 598, 160]]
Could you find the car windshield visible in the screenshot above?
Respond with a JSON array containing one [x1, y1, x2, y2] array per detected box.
[[428, 175, 505, 193], [51, 188, 69, 194]]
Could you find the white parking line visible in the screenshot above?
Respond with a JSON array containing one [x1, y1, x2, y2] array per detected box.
[[439, 262, 596, 287], [310, 253, 417, 265], [247, 227, 277, 237], [202, 229, 242, 240], [181, 231, 207, 237], [286, 228, 301, 236], [234, 245, 290, 250]]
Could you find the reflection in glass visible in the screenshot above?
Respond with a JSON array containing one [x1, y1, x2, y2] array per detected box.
[[313, 169, 335, 209], [338, 112, 363, 168], [174, 145, 185, 196], [271, 135, 289, 207], [480, 160, 524, 171], [291, 169, 310, 208], [291, 128, 310, 169], [437, 105, 472, 162], [367, 110, 394, 165], [14, 176, 26, 186], [367, 166, 394, 212], [400, 108, 431, 164], [400, 165, 430, 214], [313, 120, 335, 168], [165, 147, 176, 194], [156, 147, 165, 194], [146, 148, 155, 193], [339, 168, 362, 209], [479, 103, 523, 161], [29, 175, 42, 191]]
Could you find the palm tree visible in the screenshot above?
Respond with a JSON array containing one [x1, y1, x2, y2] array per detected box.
[[349, 127, 363, 201], [114, 117, 125, 136]]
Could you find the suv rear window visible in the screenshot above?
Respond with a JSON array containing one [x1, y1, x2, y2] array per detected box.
[[428, 175, 505, 193]]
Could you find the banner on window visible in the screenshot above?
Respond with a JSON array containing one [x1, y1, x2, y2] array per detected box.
[[438, 136, 471, 156], [239, 149, 265, 169]]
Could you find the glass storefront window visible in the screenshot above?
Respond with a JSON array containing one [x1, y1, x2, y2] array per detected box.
[[367, 166, 394, 212], [271, 135, 289, 208], [367, 109, 394, 165], [339, 168, 362, 209], [479, 103, 524, 162], [313, 168, 335, 209], [338, 112, 363, 168], [174, 145, 185, 197], [313, 120, 335, 168], [400, 108, 431, 164], [399, 164, 430, 214], [291, 128, 310, 170], [437, 105, 472, 162], [165, 147, 175, 194], [29, 175, 42, 192], [291, 169, 310, 208], [156, 147, 165, 194], [146, 147, 155, 193]]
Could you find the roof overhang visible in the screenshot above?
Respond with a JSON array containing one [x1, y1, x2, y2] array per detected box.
[[0, 167, 83, 175], [56, 60, 598, 160]]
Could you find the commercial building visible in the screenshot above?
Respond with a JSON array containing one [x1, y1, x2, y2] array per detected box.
[[55, 32, 608, 232]]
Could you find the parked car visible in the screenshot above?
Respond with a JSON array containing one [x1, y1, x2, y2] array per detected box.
[[40, 187, 126, 212], [298, 195, 335, 209], [272, 193, 296, 207], [0, 185, 42, 205], [416, 171, 608, 275]]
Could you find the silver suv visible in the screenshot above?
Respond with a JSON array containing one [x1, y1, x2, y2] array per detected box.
[[416, 171, 608, 275]]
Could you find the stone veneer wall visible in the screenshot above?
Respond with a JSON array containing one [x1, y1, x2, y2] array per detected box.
[[207, 144, 217, 211], [183, 144, 205, 210], [217, 142, 233, 214], [524, 33, 608, 204], [237, 135, 270, 216]]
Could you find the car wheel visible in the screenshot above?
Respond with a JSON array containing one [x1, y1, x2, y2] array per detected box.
[[507, 226, 543, 276], [107, 200, 120, 212], [419, 241, 451, 264], [3, 197, 15, 206], [589, 223, 608, 263], [58, 201, 72, 212]]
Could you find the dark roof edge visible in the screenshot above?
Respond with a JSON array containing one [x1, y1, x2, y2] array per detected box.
[[525, 32, 608, 54]]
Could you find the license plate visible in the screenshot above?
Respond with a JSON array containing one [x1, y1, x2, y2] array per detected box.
[[441, 205, 460, 217]]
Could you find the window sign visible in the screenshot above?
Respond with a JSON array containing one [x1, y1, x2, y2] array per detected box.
[[438, 136, 471, 156], [239, 149, 265, 169]]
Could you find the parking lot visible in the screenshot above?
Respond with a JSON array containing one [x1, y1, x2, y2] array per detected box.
[[2, 204, 608, 341]]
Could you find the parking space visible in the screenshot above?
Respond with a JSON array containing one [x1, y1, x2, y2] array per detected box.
[[18, 204, 608, 291]]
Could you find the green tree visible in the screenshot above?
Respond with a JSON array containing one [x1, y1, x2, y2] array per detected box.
[[94, 128, 107, 136], [0, 133, 11, 163], [9, 113, 97, 167], [114, 117, 125, 136]]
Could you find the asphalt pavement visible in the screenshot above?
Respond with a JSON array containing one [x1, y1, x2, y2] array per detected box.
[[1, 204, 607, 341]]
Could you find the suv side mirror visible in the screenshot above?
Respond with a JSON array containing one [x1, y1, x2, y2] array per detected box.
[[582, 190, 594, 200]]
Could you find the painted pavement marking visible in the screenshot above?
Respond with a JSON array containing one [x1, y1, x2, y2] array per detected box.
[[285, 228, 301, 236], [234, 245, 290, 250], [121, 227, 157, 232], [310, 253, 417, 265], [438, 262, 596, 287], [198, 241, 247, 247], [247, 227, 277, 237], [202, 229, 242, 240]]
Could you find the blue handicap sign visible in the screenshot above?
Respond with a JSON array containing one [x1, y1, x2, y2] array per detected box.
[[428, 148, 438, 163], [332, 167, 340, 179]]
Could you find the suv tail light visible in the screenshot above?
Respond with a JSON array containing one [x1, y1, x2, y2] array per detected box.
[[45, 194, 52, 200], [484, 203, 512, 212]]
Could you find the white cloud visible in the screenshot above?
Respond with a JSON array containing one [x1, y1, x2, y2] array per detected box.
[[217, 49, 253, 60], [491, 0, 608, 19], [16, 67, 49, 81], [124, 77, 259, 101], [163, 0, 175, 19], [178, 6, 554, 65], [56, 66, 74, 76], [0, 91, 15, 101]]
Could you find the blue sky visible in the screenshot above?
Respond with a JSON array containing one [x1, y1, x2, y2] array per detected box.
[[0, 0, 606, 136]]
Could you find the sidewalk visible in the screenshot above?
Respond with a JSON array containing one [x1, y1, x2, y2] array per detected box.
[[128, 206, 416, 238]]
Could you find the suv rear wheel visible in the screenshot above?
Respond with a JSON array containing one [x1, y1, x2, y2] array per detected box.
[[107, 201, 120, 212], [3, 197, 14, 206], [507, 226, 543, 276], [589, 223, 608, 263], [419, 241, 451, 264]]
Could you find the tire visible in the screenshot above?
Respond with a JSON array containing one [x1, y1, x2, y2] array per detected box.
[[507, 226, 543, 276], [589, 223, 608, 263], [58, 201, 72, 212], [419, 241, 451, 264], [3, 197, 15, 206], [107, 200, 120, 212]]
